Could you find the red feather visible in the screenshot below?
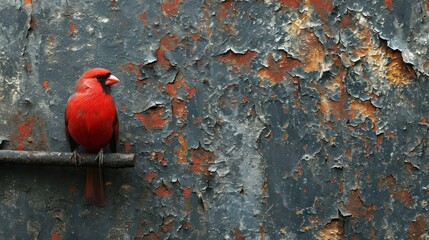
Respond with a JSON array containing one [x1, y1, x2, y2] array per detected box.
[[65, 68, 120, 206]]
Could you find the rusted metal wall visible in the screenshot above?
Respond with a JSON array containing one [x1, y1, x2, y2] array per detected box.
[[1, 0, 429, 239]]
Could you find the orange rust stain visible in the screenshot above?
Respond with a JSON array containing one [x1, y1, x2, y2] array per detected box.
[[156, 34, 180, 69], [384, 0, 393, 10], [427, 0, 429, 11], [118, 62, 143, 81], [69, 22, 75, 34], [393, 190, 414, 208], [218, 50, 257, 73], [155, 183, 173, 198], [134, 107, 170, 131], [407, 215, 428, 240], [279, 0, 299, 8], [151, 151, 168, 166], [160, 34, 180, 51], [349, 99, 378, 124], [174, 133, 188, 165], [316, 63, 350, 121], [161, 216, 175, 232], [11, 117, 35, 150], [165, 71, 196, 99], [42, 79, 50, 91], [156, 47, 172, 69], [144, 171, 157, 183], [171, 98, 188, 120], [139, 11, 148, 26], [124, 141, 132, 154], [378, 174, 396, 190], [24, 0, 32, 5], [404, 162, 416, 175], [310, 0, 333, 19], [217, 0, 233, 21], [345, 148, 352, 160], [51, 233, 61, 240], [339, 190, 376, 220], [190, 33, 200, 41], [161, 0, 184, 17], [258, 51, 301, 86], [189, 145, 217, 176], [384, 42, 416, 85], [181, 220, 192, 230], [293, 164, 303, 180], [182, 187, 192, 199], [316, 219, 344, 240], [234, 228, 245, 240]]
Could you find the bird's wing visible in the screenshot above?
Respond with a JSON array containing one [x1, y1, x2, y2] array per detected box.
[[65, 103, 79, 151]]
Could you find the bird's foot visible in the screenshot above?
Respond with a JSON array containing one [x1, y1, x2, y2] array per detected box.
[[69, 150, 82, 166], [95, 148, 104, 168]]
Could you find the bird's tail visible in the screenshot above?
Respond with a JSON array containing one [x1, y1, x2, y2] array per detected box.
[[84, 150, 105, 206]]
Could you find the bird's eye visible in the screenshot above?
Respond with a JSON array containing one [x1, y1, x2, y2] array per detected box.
[[96, 76, 102, 80]]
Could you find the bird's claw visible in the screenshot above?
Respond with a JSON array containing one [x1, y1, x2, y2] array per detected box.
[[69, 150, 82, 166], [96, 148, 104, 168]]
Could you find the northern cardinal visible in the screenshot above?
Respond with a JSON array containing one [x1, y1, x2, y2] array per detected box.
[[65, 68, 120, 206]]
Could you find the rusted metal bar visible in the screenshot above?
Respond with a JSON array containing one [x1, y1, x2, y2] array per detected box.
[[0, 150, 135, 168]]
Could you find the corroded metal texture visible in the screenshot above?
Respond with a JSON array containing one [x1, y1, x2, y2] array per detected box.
[[1, 0, 429, 239]]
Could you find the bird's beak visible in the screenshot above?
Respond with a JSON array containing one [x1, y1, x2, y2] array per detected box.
[[105, 75, 120, 86]]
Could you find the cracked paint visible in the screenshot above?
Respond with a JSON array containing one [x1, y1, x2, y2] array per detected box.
[[1, 0, 429, 239]]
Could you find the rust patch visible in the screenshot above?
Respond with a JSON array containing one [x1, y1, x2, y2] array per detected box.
[[404, 162, 417, 175], [69, 22, 76, 35], [349, 99, 379, 125], [183, 187, 192, 213], [24, 0, 32, 5], [10, 116, 35, 150], [339, 190, 376, 220], [182, 187, 192, 199], [407, 215, 428, 240], [156, 34, 180, 69], [155, 182, 173, 198], [258, 51, 301, 86], [218, 50, 257, 73], [234, 228, 245, 240], [143, 171, 157, 183], [279, 0, 299, 8], [384, 0, 393, 10], [151, 151, 167, 166], [43, 79, 50, 91], [161, 215, 175, 232], [217, 0, 233, 21], [118, 62, 144, 81], [180, 220, 192, 230], [310, 0, 333, 19], [171, 98, 188, 121], [139, 11, 148, 26], [189, 145, 217, 176], [384, 42, 416, 85], [161, 0, 184, 18], [165, 71, 196, 99], [393, 190, 414, 208], [51, 233, 61, 240], [174, 133, 188, 165], [124, 141, 132, 154], [316, 219, 344, 240], [134, 106, 170, 131], [316, 63, 350, 121]]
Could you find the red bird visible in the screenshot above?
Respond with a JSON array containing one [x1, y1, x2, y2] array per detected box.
[[65, 68, 120, 206]]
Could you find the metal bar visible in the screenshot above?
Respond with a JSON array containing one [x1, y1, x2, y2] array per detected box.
[[0, 150, 135, 168]]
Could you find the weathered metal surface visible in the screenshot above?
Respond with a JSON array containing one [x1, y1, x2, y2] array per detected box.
[[0, 0, 428, 239]]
